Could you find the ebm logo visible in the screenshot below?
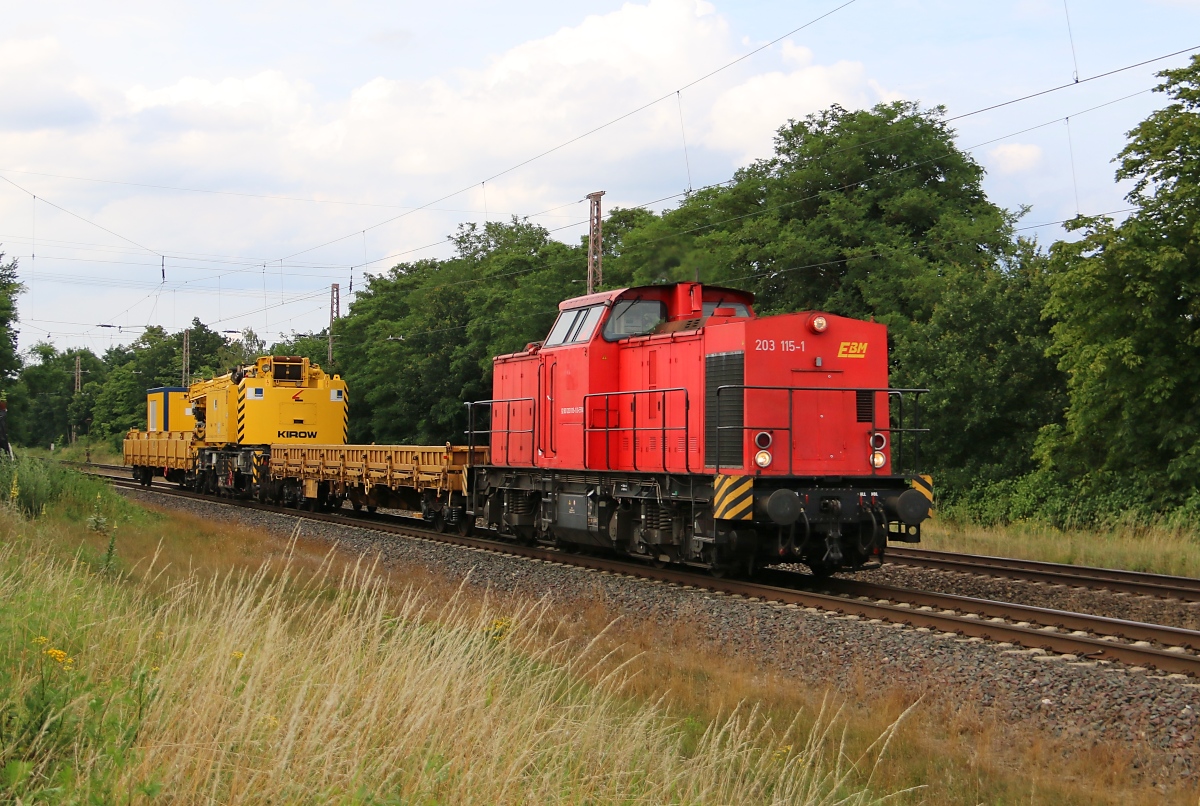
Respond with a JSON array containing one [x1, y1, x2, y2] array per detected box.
[[278, 430, 318, 439], [837, 341, 868, 359]]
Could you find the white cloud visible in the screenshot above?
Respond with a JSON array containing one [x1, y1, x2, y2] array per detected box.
[[705, 43, 881, 163], [0, 0, 887, 347], [987, 142, 1042, 175]]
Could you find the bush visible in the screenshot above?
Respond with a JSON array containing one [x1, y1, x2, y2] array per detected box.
[[0, 455, 139, 523], [937, 468, 1200, 531]]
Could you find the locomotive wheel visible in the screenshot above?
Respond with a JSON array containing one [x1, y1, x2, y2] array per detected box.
[[457, 515, 475, 537], [367, 505, 377, 514], [352, 501, 362, 512], [432, 511, 448, 533]]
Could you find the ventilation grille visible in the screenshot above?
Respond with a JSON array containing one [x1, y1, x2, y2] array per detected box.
[[705, 352, 744, 467], [856, 390, 875, 424]]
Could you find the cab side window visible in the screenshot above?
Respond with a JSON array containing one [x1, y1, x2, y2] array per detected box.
[[702, 301, 750, 318], [602, 300, 667, 341], [544, 305, 604, 347]]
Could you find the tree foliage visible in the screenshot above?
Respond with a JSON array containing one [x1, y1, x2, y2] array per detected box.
[[337, 220, 583, 444], [1042, 55, 1200, 506], [0, 252, 22, 382]]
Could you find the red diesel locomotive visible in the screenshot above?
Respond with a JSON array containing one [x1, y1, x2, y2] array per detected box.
[[468, 281, 932, 576]]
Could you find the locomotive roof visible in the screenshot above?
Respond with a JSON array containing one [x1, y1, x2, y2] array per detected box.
[[557, 283, 755, 310]]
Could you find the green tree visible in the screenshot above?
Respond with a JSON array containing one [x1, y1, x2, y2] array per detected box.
[[0, 252, 22, 383], [338, 219, 583, 443], [1043, 55, 1200, 505], [270, 329, 332, 370], [214, 327, 265, 371], [10, 344, 107, 447]]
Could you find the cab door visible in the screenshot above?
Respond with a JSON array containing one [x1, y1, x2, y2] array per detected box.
[[538, 358, 557, 462]]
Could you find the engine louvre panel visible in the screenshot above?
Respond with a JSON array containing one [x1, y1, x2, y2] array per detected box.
[[704, 351, 745, 469]]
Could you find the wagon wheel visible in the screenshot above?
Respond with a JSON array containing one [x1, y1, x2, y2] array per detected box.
[[457, 513, 475, 537], [432, 511, 448, 533]]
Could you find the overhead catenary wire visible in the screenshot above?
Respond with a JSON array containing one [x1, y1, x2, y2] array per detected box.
[[676, 91, 693, 195], [273, 0, 862, 264], [15, 32, 1195, 347], [0, 173, 162, 259], [354, 84, 1158, 299], [0, 167, 577, 217], [8, 76, 1162, 340], [10, 44, 1191, 303], [1063, 0, 1081, 83], [372, 206, 1137, 344], [1065, 117, 1082, 215], [347, 47, 1181, 275]]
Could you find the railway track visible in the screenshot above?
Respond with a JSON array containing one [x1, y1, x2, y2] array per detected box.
[[84, 463, 1200, 677], [888, 546, 1200, 602]]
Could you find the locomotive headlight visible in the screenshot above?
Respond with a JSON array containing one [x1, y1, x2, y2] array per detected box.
[[809, 315, 829, 334], [754, 450, 773, 468], [870, 450, 887, 469]]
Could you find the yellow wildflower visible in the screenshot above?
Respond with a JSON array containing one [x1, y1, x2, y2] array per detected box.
[[44, 648, 71, 665], [32, 635, 48, 646], [151, 666, 160, 672], [772, 744, 793, 762], [487, 617, 513, 641], [9, 473, 18, 504], [231, 651, 245, 660]]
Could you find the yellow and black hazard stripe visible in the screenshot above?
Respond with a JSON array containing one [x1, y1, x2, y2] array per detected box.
[[342, 389, 349, 443], [910, 474, 934, 507], [712, 474, 754, 521], [252, 450, 263, 485], [236, 379, 246, 444]]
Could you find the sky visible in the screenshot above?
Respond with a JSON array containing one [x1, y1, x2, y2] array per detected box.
[[0, 0, 1197, 355]]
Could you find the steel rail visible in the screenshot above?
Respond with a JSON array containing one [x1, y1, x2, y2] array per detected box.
[[91, 469, 1200, 676], [765, 571, 1200, 651], [887, 546, 1200, 601]]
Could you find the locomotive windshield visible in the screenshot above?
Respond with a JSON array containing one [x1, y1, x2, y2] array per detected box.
[[602, 299, 667, 340], [544, 304, 604, 347]]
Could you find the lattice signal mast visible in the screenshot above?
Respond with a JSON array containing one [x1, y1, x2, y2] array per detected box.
[[329, 283, 340, 365], [586, 191, 605, 294]]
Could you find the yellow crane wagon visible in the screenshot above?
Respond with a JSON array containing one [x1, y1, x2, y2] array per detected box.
[[190, 355, 348, 499]]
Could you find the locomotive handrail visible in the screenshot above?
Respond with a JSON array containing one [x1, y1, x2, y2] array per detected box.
[[465, 397, 535, 467], [713, 385, 929, 475], [582, 387, 694, 474]]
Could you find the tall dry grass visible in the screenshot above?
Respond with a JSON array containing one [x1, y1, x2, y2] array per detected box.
[[0, 513, 904, 804], [923, 516, 1200, 577]]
